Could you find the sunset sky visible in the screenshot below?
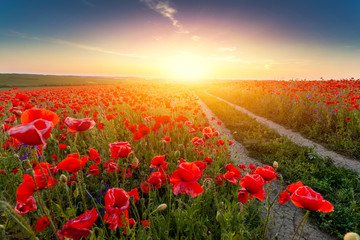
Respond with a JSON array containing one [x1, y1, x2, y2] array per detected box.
[[1, 0, 360, 80]]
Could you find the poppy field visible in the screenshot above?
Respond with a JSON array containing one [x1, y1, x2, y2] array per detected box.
[[0, 82, 356, 240], [206, 79, 360, 159]]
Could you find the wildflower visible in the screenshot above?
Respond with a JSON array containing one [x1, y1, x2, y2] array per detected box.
[[109, 142, 132, 159], [104, 188, 130, 230], [35, 217, 50, 232], [64, 117, 96, 132], [57, 207, 98, 240], [255, 166, 277, 182], [170, 162, 204, 197], [237, 189, 249, 204], [278, 190, 291, 205], [14, 196, 37, 215], [88, 165, 100, 176], [20, 108, 59, 126], [287, 181, 333, 212], [56, 153, 88, 175], [239, 174, 266, 201], [89, 148, 101, 164], [7, 119, 53, 146]]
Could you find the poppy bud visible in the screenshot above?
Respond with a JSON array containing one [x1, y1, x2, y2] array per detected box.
[[273, 161, 278, 170], [14, 110, 22, 116], [156, 203, 167, 212], [60, 174, 67, 183], [216, 210, 224, 222], [344, 232, 360, 240], [203, 178, 213, 190], [132, 157, 139, 167], [174, 150, 180, 158], [177, 144, 184, 150], [13, 154, 20, 159]]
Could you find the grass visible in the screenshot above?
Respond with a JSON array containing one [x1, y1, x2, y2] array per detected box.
[[206, 80, 360, 160], [196, 89, 360, 239], [0, 84, 263, 239], [0, 74, 148, 90]]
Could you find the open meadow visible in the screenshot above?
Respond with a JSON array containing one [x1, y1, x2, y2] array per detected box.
[[1, 0, 360, 239], [0, 76, 359, 239]]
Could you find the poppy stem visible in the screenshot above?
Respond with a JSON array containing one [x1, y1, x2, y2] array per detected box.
[[64, 184, 74, 213], [290, 210, 310, 240], [74, 133, 88, 211], [298, 210, 310, 240]]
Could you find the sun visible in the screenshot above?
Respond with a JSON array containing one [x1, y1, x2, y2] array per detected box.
[[164, 56, 208, 82]]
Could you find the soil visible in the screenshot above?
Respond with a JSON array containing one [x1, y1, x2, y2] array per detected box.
[[197, 96, 336, 240], [205, 91, 360, 176]]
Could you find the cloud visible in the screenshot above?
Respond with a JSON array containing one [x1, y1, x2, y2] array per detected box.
[[8, 31, 147, 59], [140, 0, 189, 33], [219, 47, 237, 52]]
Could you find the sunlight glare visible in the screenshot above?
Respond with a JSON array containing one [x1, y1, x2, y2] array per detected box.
[[165, 56, 207, 82]]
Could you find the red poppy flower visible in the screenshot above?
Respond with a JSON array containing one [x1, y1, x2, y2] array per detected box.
[[35, 216, 50, 232], [59, 144, 68, 150], [89, 148, 101, 164], [146, 172, 163, 188], [14, 196, 37, 215], [56, 154, 88, 175], [239, 174, 266, 201], [191, 137, 204, 146], [150, 155, 168, 170], [214, 174, 224, 185], [127, 188, 140, 203], [97, 122, 105, 130], [138, 125, 150, 138], [255, 166, 277, 182], [21, 108, 59, 126], [104, 188, 130, 230], [248, 164, 256, 173], [224, 171, 238, 185], [88, 165, 100, 176], [170, 162, 204, 198], [140, 181, 151, 194], [161, 136, 171, 142], [7, 119, 53, 146], [287, 181, 333, 212], [237, 188, 249, 204], [16, 170, 57, 203], [127, 124, 137, 133], [16, 93, 30, 102], [225, 164, 242, 178], [104, 159, 120, 173], [64, 117, 95, 132], [204, 157, 213, 165], [193, 161, 207, 174], [278, 190, 291, 205], [141, 220, 150, 228], [11, 167, 19, 175], [109, 142, 132, 159], [57, 207, 98, 240]]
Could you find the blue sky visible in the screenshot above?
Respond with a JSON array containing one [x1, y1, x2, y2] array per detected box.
[[1, 0, 360, 79]]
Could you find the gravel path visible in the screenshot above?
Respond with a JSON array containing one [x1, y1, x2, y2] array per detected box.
[[197, 97, 336, 240], [205, 91, 360, 176]]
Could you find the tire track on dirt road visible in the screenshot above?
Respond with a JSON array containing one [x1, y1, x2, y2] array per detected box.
[[197, 97, 335, 240], [205, 91, 360, 176]]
